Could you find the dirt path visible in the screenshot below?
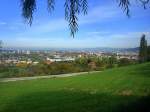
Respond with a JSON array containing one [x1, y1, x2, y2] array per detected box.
[[0, 71, 101, 83]]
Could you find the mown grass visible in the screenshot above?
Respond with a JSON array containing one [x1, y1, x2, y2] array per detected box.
[[0, 63, 150, 112]]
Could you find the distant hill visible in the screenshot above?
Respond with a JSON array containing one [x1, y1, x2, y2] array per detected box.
[[2, 47, 139, 53], [76, 47, 139, 53]]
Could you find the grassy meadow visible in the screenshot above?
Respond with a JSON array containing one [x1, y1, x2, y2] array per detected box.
[[0, 63, 150, 112]]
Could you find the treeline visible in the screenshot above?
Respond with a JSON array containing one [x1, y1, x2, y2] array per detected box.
[[0, 56, 137, 78]]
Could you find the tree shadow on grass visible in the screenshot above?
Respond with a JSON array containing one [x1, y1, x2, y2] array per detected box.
[[1, 90, 150, 112]]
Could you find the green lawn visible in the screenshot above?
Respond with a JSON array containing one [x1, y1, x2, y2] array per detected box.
[[0, 63, 150, 112]]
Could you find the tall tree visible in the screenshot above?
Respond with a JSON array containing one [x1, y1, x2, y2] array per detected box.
[[147, 46, 150, 61], [21, 0, 150, 37], [0, 40, 3, 61], [0, 40, 3, 50], [139, 34, 148, 63]]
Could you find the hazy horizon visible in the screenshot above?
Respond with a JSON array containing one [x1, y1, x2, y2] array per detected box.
[[1, 46, 139, 51]]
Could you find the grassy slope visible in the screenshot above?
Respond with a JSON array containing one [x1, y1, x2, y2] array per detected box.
[[0, 63, 150, 112]]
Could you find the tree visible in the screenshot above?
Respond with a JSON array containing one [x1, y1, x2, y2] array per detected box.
[[0, 40, 3, 63], [75, 57, 88, 67], [0, 40, 2, 48], [0, 40, 3, 52], [147, 46, 150, 61], [139, 34, 148, 63], [21, 0, 150, 37], [118, 58, 132, 66], [108, 56, 117, 68]]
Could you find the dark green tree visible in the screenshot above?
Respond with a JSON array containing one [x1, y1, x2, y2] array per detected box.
[[0, 40, 3, 51], [118, 58, 132, 66], [139, 34, 148, 63], [0, 40, 2, 47], [147, 46, 150, 61], [108, 55, 117, 68], [0, 40, 3, 62], [21, 0, 150, 37]]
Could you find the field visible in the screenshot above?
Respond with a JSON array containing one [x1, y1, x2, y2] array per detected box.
[[0, 63, 150, 112]]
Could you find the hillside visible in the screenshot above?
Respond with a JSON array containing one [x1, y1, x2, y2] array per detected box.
[[0, 63, 150, 112]]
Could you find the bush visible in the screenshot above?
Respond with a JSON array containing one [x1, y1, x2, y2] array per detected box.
[[118, 58, 133, 67]]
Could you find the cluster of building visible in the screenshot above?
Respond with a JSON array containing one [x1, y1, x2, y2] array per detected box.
[[116, 52, 138, 60], [0, 49, 139, 65], [79, 51, 139, 60]]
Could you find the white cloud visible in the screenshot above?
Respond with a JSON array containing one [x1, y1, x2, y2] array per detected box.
[[86, 31, 111, 36], [16, 18, 68, 36], [0, 22, 7, 25], [3, 31, 150, 48], [16, 4, 122, 35], [79, 5, 123, 25], [30, 19, 68, 33], [110, 32, 150, 39]]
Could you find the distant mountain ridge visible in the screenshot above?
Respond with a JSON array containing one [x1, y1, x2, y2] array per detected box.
[[2, 47, 139, 53], [82, 47, 139, 52]]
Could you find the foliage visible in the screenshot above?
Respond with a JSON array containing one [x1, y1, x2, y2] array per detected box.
[[139, 34, 148, 63], [75, 57, 88, 67], [0, 62, 84, 78], [20, 0, 150, 37], [147, 46, 150, 61], [0, 55, 138, 78], [21, 0, 88, 37], [0, 40, 2, 48], [0, 40, 3, 53], [118, 58, 134, 67]]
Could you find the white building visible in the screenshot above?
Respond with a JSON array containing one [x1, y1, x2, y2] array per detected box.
[[46, 57, 75, 62]]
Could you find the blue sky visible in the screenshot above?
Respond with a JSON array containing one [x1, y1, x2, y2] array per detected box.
[[0, 0, 150, 48]]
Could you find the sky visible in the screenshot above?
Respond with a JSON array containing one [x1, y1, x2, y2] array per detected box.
[[0, 0, 150, 48]]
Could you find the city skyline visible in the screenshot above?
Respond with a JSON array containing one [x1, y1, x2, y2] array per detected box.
[[0, 0, 150, 48]]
